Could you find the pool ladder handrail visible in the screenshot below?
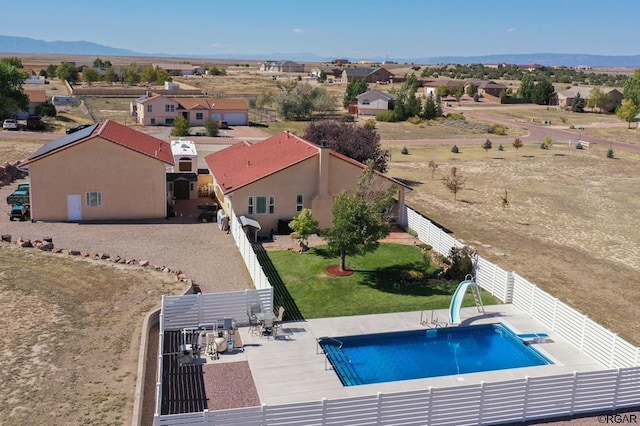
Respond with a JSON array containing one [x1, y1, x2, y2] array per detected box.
[[317, 337, 353, 371], [465, 274, 485, 314]]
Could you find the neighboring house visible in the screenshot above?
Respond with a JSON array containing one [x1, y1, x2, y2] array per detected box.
[[259, 60, 304, 73], [424, 79, 506, 101], [22, 89, 47, 117], [332, 58, 350, 65], [22, 120, 173, 221], [130, 93, 249, 126], [556, 86, 623, 110], [167, 139, 199, 200], [309, 67, 342, 79], [25, 75, 47, 84], [356, 90, 396, 116], [476, 80, 507, 98], [205, 131, 410, 235], [423, 80, 463, 97], [341, 67, 393, 83], [518, 64, 544, 72], [153, 63, 204, 76]]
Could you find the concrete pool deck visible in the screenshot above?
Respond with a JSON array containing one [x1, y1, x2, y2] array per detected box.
[[212, 304, 604, 406]]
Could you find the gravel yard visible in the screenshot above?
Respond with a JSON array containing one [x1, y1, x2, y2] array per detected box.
[[0, 184, 252, 294]]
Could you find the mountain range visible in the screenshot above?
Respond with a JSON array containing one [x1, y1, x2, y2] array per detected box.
[[1, 35, 640, 68]]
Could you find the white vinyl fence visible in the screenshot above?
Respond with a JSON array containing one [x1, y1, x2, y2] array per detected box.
[[155, 205, 640, 425], [230, 210, 271, 290]]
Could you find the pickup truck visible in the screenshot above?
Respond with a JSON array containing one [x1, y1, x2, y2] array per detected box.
[[6, 183, 30, 205], [8, 204, 30, 221]]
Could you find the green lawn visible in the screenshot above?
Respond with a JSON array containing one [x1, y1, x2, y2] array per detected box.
[[267, 243, 500, 318]]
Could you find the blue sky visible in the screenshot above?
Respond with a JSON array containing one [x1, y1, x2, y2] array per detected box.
[[4, 0, 638, 59]]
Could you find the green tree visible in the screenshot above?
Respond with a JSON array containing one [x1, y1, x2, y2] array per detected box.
[[103, 67, 117, 83], [56, 62, 79, 83], [288, 208, 319, 251], [607, 147, 615, 159], [623, 70, 640, 106], [518, 74, 535, 99], [35, 101, 57, 118], [121, 63, 141, 85], [442, 166, 466, 200], [571, 92, 585, 112], [422, 93, 437, 119], [531, 79, 555, 105], [343, 79, 368, 107], [466, 83, 477, 97], [46, 64, 57, 78], [1, 57, 23, 68], [82, 67, 100, 85], [482, 138, 492, 153], [171, 116, 190, 137], [324, 162, 396, 271], [207, 66, 226, 76], [203, 118, 219, 136], [616, 99, 640, 128], [312, 90, 336, 118], [0, 62, 29, 118], [587, 86, 612, 113]]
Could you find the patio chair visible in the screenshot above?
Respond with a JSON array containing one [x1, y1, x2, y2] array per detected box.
[[248, 303, 262, 335], [261, 318, 274, 339], [273, 306, 286, 337]]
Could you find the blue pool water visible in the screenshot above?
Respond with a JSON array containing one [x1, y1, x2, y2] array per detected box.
[[319, 323, 552, 386]]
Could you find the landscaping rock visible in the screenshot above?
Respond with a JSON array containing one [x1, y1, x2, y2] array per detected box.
[[68, 250, 81, 256], [139, 260, 149, 267]]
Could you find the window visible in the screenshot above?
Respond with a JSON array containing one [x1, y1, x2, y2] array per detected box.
[[165, 118, 174, 125], [256, 196, 267, 214], [150, 118, 156, 125], [165, 104, 175, 112], [178, 157, 192, 172], [296, 194, 303, 212], [268, 196, 275, 214], [147, 105, 153, 113], [362, 98, 370, 105], [196, 112, 203, 120], [247, 196, 254, 214], [86, 191, 102, 207]]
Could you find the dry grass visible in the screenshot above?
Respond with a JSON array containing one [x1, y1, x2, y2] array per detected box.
[[387, 143, 640, 345], [0, 245, 185, 426]]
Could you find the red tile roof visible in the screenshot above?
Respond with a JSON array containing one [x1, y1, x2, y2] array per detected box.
[[205, 132, 318, 193], [205, 131, 410, 194], [24, 120, 173, 165], [24, 89, 46, 103], [97, 120, 173, 164]]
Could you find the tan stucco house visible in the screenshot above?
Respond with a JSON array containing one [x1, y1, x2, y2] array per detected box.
[[356, 90, 396, 116], [205, 131, 409, 235], [130, 93, 249, 126], [22, 120, 173, 221]]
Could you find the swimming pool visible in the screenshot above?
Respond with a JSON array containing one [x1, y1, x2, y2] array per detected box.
[[319, 323, 552, 386]]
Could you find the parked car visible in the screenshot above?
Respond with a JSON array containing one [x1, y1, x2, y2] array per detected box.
[[66, 124, 92, 134], [197, 209, 217, 223], [2, 119, 19, 130], [8, 204, 30, 221], [25, 116, 44, 130]]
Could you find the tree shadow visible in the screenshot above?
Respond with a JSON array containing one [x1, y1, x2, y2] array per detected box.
[[355, 263, 454, 296]]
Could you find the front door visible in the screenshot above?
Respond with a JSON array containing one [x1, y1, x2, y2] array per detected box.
[[67, 194, 82, 221], [174, 180, 190, 200]]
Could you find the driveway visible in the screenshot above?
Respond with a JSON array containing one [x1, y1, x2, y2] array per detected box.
[[0, 183, 252, 293]]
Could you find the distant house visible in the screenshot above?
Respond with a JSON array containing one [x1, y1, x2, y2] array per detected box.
[[424, 79, 506, 102], [309, 67, 342, 79], [332, 59, 350, 65], [475, 80, 507, 98], [518, 64, 544, 72], [341, 67, 393, 83], [25, 75, 47, 85], [153, 63, 204, 76], [205, 131, 410, 235], [356, 90, 396, 116], [22, 120, 173, 221], [130, 93, 249, 126], [259, 60, 304, 73], [556, 86, 623, 110], [23, 89, 47, 116], [423, 80, 464, 97]]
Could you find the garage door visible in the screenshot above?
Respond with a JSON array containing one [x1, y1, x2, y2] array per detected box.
[[211, 113, 247, 126]]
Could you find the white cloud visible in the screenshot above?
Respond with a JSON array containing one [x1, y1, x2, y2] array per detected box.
[[506, 28, 516, 33], [292, 28, 305, 33]]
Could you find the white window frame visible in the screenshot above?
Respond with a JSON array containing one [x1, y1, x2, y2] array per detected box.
[[147, 104, 152, 113], [247, 196, 254, 215], [165, 104, 175, 112], [296, 194, 303, 212], [196, 112, 203, 120], [268, 195, 275, 214], [86, 191, 102, 207]]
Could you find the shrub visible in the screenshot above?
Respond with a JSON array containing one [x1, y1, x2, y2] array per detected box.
[[364, 118, 376, 129], [417, 243, 433, 251], [340, 114, 355, 122], [375, 110, 398, 122], [407, 116, 422, 125], [401, 146, 409, 155], [487, 123, 507, 135], [203, 118, 218, 137], [607, 148, 615, 159], [540, 142, 547, 150], [498, 143, 504, 151], [444, 246, 476, 280], [560, 116, 567, 124], [575, 141, 583, 150], [451, 145, 459, 153], [569, 124, 575, 129], [446, 112, 465, 120], [406, 227, 418, 237]]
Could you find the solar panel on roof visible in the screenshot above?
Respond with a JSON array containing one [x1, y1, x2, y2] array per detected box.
[[28, 124, 98, 161]]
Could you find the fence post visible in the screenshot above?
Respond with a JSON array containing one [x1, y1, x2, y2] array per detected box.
[[426, 387, 433, 425], [262, 403, 268, 425], [613, 368, 622, 409], [569, 371, 578, 415], [478, 381, 485, 424], [377, 392, 383, 423], [505, 272, 514, 304], [321, 398, 327, 423], [610, 334, 618, 368], [523, 376, 531, 421]]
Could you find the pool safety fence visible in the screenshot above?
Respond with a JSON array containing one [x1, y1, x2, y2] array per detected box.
[[155, 367, 640, 425], [230, 210, 271, 290], [153, 204, 640, 425]]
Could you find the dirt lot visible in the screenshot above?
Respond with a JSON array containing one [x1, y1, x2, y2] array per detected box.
[[387, 141, 640, 345]]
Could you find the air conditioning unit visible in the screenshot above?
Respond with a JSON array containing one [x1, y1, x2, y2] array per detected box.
[[178, 344, 194, 366]]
